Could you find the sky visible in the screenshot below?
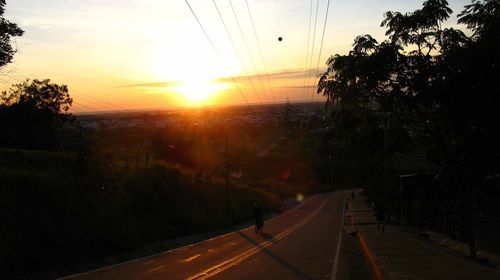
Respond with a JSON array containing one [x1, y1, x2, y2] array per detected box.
[[1, 0, 471, 112]]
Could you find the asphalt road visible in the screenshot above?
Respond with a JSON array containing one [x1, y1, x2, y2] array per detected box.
[[64, 191, 371, 280]]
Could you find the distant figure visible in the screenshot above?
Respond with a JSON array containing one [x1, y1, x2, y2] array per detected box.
[[374, 204, 386, 232], [253, 203, 264, 234], [351, 191, 355, 200]]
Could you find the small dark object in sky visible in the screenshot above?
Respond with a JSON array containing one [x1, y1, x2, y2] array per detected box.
[[278, 36, 282, 41]]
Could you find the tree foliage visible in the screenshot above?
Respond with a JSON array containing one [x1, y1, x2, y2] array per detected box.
[[0, 0, 23, 68], [458, 0, 500, 39], [0, 79, 74, 149], [317, 0, 500, 247], [319, 0, 499, 166], [1, 79, 73, 113]]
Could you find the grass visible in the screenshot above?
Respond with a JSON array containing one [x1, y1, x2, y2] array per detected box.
[[0, 148, 280, 277]]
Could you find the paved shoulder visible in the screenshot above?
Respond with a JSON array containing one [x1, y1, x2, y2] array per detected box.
[[350, 198, 500, 280], [214, 192, 347, 280], [65, 192, 348, 280]]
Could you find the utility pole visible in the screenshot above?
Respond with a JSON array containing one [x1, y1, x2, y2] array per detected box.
[[329, 154, 334, 187], [285, 98, 291, 138], [469, 179, 478, 258], [224, 135, 229, 210], [383, 116, 390, 220]]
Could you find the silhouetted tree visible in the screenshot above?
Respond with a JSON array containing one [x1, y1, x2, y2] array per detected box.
[[1, 79, 72, 113], [318, 0, 499, 258], [0, 0, 23, 68], [0, 79, 74, 149]]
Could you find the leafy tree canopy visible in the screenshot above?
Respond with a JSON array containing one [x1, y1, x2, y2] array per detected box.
[[0, 79, 74, 150], [318, 0, 499, 128], [0, 0, 23, 68], [1, 79, 73, 114], [317, 0, 499, 214]]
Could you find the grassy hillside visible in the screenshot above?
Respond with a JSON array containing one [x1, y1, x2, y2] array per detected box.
[[0, 148, 279, 277]]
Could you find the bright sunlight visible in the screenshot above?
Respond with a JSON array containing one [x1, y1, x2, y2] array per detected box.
[[174, 79, 229, 105]]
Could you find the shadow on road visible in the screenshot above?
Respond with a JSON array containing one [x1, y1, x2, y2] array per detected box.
[[237, 231, 314, 280], [260, 232, 275, 241]]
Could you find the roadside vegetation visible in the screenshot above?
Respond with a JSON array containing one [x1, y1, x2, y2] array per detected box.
[[0, 88, 324, 277], [0, 147, 281, 276], [317, 0, 499, 257], [0, 2, 319, 277]]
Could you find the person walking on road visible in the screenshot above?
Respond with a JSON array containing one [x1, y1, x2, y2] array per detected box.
[[253, 203, 264, 234], [375, 203, 386, 232]]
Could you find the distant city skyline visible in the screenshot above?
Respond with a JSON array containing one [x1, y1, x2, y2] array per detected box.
[[1, 0, 471, 112]]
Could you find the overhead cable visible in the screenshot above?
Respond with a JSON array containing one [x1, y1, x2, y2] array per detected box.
[[184, 0, 249, 105]]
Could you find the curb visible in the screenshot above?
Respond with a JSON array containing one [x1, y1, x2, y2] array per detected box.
[[356, 231, 384, 280], [348, 200, 385, 280]]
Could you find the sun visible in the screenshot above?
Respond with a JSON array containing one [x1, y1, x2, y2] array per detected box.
[[174, 79, 228, 105]]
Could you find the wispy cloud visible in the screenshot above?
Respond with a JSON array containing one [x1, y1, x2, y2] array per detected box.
[[113, 68, 315, 90], [112, 68, 326, 92], [279, 85, 317, 89], [111, 81, 181, 89], [224, 68, 309, 83]]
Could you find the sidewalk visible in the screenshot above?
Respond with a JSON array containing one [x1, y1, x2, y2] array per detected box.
[[348, 196, 500, 280]]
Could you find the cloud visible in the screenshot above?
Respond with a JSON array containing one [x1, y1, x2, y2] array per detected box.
[[112, 80, 181, 89], [216, 68, 311, 83], [279, 85, 317, 89], [112, 68, 322, 89]]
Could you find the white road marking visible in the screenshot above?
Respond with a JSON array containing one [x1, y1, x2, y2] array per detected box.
[[331, 197, 347, 280], [183, 254, 202, 262], [60, 195, 319, 280], [146, 265, 164, 274], [185, 200, 328, 280]]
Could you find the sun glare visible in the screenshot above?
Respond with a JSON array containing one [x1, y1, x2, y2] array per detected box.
[[175, 80, 228, 105]]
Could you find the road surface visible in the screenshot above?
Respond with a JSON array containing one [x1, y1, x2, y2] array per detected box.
[[64, 191, 371, 280]]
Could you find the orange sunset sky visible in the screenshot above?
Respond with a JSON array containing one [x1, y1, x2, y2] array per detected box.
[[0, 0, 470, 112]]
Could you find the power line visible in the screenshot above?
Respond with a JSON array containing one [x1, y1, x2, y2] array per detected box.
[[228, 0, 270, 103], [310, 0, 332, 102], [71, 102, 97, 112], [244, 0, 276, 102], [184, 0, 249, 105], [71, 102, 121, 114], [211, 0, 262, 104], [70, 92, 120, 111], [16, 69, 121, 111], [305, 0, 320, 102], [1, 70, 107, 113], [71, 90, 127, 112], [302, 0, 314, 101], [0, 67, 20, 83], [7, 66, 129, 112]]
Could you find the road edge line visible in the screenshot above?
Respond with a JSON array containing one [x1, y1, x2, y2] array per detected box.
[[59, 195, 320, 280], [356, 231, 383, 280], [185, 200, 328, 280], [330, 197, 346, 280], [349, 201, 384, 280]]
